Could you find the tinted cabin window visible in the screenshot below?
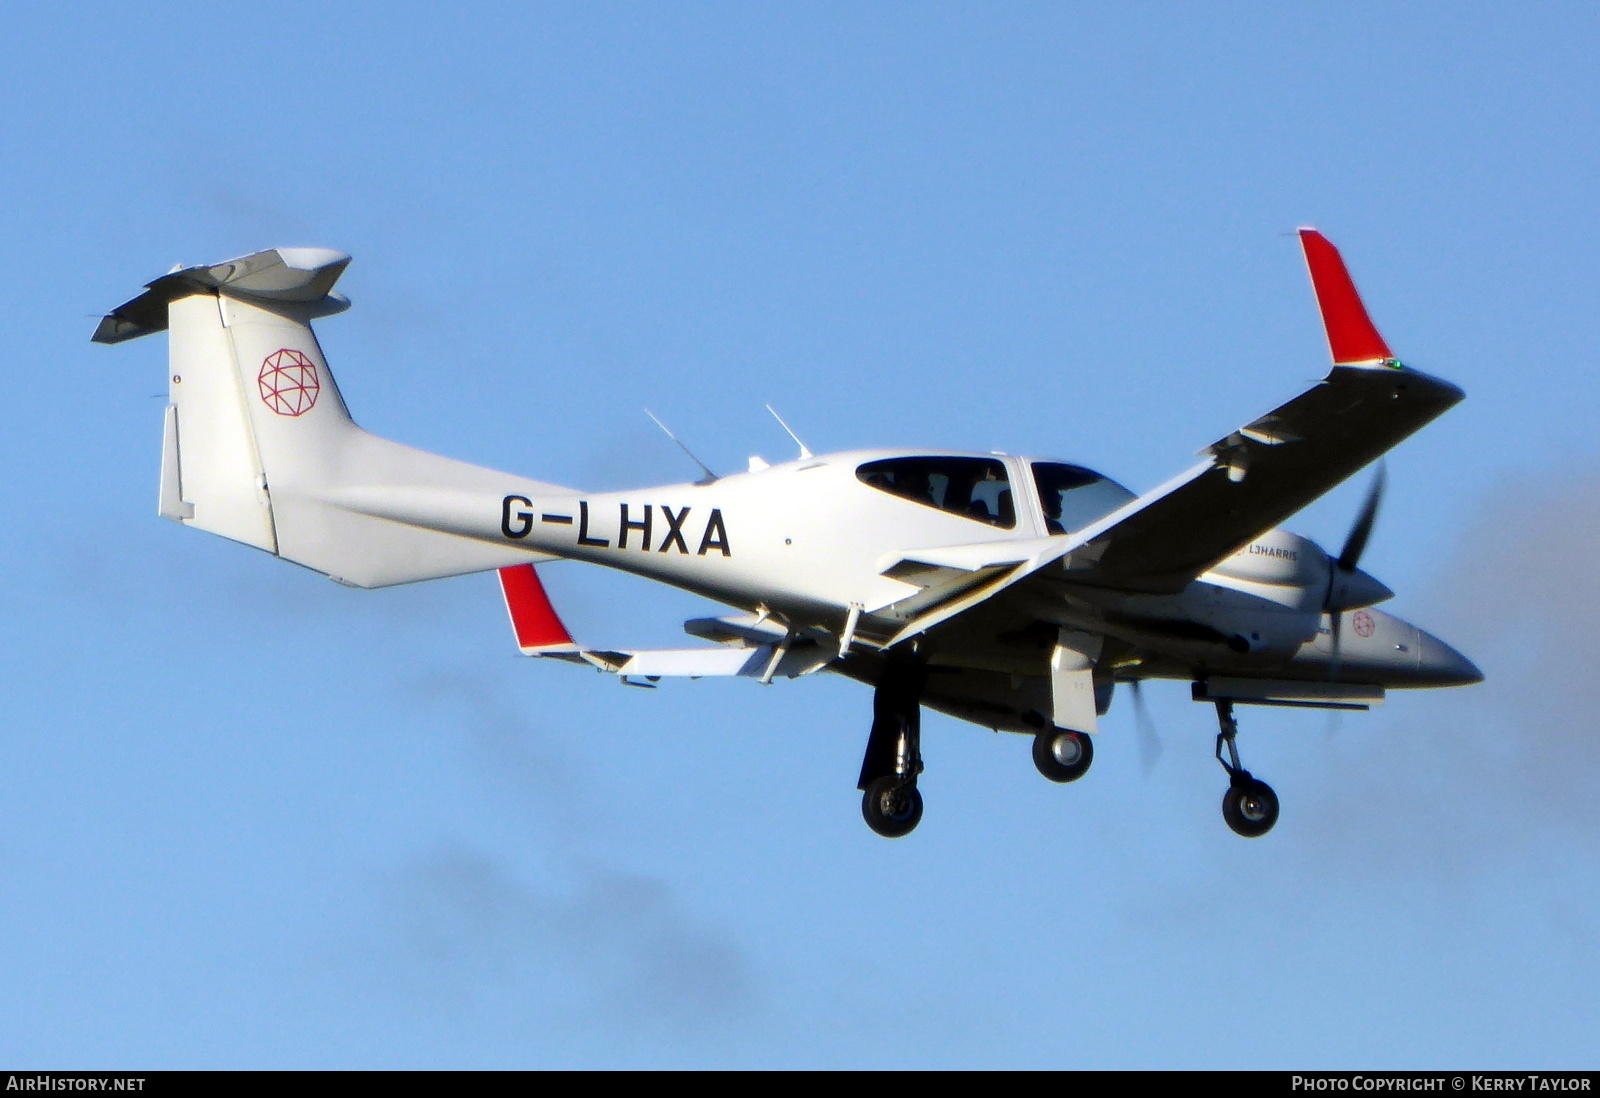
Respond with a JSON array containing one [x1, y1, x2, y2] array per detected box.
[[857, 457, 1015, 529], [1032, 462, 1136, 535]]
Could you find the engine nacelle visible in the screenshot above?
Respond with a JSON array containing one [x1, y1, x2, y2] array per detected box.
[[1208, 529, 1329, 589], [1204, 529, 1391, 613]]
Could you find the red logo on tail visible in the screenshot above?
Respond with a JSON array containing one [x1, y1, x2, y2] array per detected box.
[[258, 349, 320, 416]]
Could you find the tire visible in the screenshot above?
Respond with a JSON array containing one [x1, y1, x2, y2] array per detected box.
[[1222, 778, 1279, 838], [1032, 728, 1094, 783], [861, 775, 924, 838]]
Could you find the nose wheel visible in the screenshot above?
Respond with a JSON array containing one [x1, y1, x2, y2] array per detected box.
[[1213, 700, 1279, 838], [1222, 778, 1279, 838]]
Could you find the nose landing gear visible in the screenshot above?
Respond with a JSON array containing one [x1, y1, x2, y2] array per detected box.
[[1213, 700, 1279, 838]]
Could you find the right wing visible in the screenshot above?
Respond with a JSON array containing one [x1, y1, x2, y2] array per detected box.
[[497, 564, 835, 683]]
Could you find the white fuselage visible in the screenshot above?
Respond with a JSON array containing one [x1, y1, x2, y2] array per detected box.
[[368, 447, 1467, 691]]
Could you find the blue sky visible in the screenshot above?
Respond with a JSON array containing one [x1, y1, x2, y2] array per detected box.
[[2, 3, 1597, 1067]]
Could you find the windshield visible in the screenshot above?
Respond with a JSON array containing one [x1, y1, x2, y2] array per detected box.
[[1032, 462, 1135, 535]]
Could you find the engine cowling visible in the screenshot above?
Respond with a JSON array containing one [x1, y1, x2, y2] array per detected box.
[[1209, 529, 1328, 588], [1206, 529, 1392, 612]]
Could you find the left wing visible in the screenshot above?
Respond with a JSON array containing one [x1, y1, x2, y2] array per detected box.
[[1066, 228, 1462, 593], [1074, 365, 1460, 594], [497, 564, 834, 683], [885, 228, 1464, 643]]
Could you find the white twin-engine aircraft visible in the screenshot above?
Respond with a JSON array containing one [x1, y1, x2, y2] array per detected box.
[[97, 230, 1480, 839]]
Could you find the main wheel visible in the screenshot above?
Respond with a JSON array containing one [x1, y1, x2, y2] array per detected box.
[[1222, 777, 1279, 838], [1032, 728, 1094, 783], [861, 775, 924, 838]]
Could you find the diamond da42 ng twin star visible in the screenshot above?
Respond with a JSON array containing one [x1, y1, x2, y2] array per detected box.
[[96, 229, 1480, 839]]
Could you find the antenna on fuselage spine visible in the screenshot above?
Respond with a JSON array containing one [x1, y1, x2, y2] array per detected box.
[[765, 404, 813, 460], [644, 409, 718, 485]]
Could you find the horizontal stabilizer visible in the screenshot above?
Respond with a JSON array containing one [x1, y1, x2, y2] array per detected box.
[[94, 248, 352, 344]]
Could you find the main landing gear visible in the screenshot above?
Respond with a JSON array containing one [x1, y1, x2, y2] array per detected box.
[[1032, 727, 1094, 783], [862, 774, 923, 838], [1212, 700, 1279, 838], [858, 661, 926, 838]]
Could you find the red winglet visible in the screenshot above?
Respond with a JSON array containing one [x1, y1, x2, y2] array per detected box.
[[1299, 228, 1394, 365], [498, 563, 575, 651]]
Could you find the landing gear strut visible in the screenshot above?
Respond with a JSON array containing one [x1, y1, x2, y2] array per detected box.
[[858, 661, 926, 838], [1213, 700, 1279, 838]]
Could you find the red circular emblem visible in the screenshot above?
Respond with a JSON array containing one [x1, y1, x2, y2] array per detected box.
[[1352, 610, 1376, 638], [258, 348, 320, 417]]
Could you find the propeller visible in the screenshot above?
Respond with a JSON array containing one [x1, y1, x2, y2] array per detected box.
[[1337, 463, 1386, 575], [1130, 678, 1164, 776], [1326, 463, 1387, 683]]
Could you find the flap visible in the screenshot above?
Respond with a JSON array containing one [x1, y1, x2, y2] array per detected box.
[[620, 647, 770, 677], [619, 642, 834, 680], [683, 613, 790, 646]]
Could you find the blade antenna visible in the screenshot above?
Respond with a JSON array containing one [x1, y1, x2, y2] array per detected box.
[[765, 404, 814, 460], [645, 409, 718, 485]]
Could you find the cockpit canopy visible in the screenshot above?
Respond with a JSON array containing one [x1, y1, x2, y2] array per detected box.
[[854, 456, 1134, 534], [856, 456, 1016, 528]]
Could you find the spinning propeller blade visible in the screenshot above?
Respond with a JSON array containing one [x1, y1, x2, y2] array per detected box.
[[1327, 464, 1387, 682], [1337, 463, 1387, 573], [1131, 679, 1163, 777]]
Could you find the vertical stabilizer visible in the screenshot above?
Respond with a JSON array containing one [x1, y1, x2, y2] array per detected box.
[[98, 248, 571, 587]]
